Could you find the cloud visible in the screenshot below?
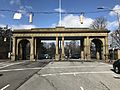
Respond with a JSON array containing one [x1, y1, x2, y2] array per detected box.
[[10, 0, 21, 5], [10, 0, 14, 5], [17, 5, 33, 16], [51, 14, 118, 31], [10, 0, 33, 16], [0, 24, 37, 30], [56, 14, 93, 28], [109, 5, 120, 16], [0, 14, 5, 18], [107, 21, 118, 30], [0, 24, 7, 27], [11, 25, 37, 29], [54, 8, 66, 12]]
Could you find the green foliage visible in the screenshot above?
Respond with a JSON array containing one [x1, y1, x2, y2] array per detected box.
[[0, 27, 12, 52]]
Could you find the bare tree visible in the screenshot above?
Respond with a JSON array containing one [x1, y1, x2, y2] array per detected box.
[[111, 29, 120, 48], [90, 17, 107, 30]]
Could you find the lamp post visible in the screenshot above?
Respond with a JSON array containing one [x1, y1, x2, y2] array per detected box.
[[59, 0, 62, 26]]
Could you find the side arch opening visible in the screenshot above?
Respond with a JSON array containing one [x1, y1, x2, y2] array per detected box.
[[18, 39, 30, 60], [90, 39, 103, 60]]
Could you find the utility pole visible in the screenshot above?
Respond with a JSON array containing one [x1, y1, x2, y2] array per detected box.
[[59, 0, 62, 26]]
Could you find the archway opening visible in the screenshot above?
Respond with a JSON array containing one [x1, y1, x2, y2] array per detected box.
[[91, 39, 103, 60], [18, 39, 30, 60]]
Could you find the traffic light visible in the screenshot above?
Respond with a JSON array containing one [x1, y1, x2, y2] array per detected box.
[[80, 12, 84, 24], [29, 12, 33, 23]]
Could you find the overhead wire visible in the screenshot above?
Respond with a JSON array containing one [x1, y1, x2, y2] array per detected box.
[[0, 9, 119, 15]]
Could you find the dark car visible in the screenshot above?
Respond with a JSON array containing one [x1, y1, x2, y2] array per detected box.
[[71, 53, 80, 59], [39, 54, 50, 59], [113, 59, 120, 74]]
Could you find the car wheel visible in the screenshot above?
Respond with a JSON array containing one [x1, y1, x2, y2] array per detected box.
[[114, 66, 120, 74]]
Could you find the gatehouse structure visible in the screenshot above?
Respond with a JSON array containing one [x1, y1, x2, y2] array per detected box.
[[11, 27, 110, 61]]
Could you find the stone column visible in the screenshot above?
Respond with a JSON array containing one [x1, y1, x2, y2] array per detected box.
[[19, 44, 22, 60], [84, 37, 90, 60], [61, 36, 65, 60], [87, 37, 91, 60], [97, 51, 100, 60], [11, 37, 16, 61], [84, 37, 87, 60], [34, 38, 37, 60], [55, 36, 59, 60], [15, 39, 22, 60], [81, 39, 84, 59], [105, 36, 109, 62], [36, 39, 41, 60], [101, 38, 105, 60], [30, 37, 35, 61]]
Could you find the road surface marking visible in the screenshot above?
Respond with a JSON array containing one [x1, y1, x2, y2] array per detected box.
[[40, 71, 114, 77], [0, 84, 10, 90], [0, 65, 111, 72], [0, 67, 43, 72], [80, 86, 84, 90], [113, 74, 120, 78], [0, 63, 6, 65], [0, 61, 28, 69], [43, 65, 111, 69]]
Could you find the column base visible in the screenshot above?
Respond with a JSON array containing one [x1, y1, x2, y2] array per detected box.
[[97, 52, 99, 60], [81, 51, 84, 59], [61, 54, 65, 60], [55, 54, 60, 61], [11, 55, 15, 61], [30, 54, 35, 61]]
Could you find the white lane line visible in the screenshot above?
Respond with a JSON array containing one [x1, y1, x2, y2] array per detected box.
[[80, 86, 84, 90], [113, 74, 120, 78], [0, 63, 6, 65], [0, 65, 112, 72], [0, 61, 28, 69], [40, 71, 114, 77], [0, 67, 43, 72], [44, 65, 111, 69], [0, 84, 10, 90]]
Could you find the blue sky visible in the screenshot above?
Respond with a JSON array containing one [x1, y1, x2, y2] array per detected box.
[[0, 0, 120, 30]]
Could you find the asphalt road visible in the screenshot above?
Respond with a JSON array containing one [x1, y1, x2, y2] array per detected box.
[[0, 60, 50, 90], [17, 61, 120, 90]]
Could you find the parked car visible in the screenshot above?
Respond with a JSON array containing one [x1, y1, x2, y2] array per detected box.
[[39, 54, 50, 59], [113, 59, 120, 74], [71, 53, 80, 59]]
